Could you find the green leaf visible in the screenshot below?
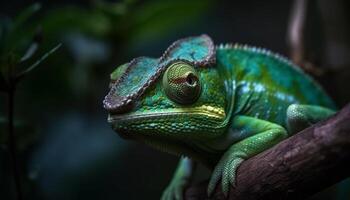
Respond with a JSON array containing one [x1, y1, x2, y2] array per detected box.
[[20, 42, 39, 62], [19, 28, 43, 62]]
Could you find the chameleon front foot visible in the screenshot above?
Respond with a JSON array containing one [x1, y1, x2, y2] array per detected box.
[[207, 115, 288, 197], [207, 151, 245, 197]]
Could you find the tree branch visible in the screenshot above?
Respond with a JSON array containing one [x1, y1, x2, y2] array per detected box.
[[185, 103, 350, 200]]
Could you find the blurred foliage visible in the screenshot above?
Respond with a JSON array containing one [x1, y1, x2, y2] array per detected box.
[[0, 3, 41, 91], [0, 0, 212, 96], [0, 3, 61, 92], [8, 0, 214, 112], [40, 0, 212, 44], [0, 3, 60, 158]]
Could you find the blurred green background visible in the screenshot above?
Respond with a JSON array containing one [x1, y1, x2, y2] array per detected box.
[[0, 0, 349, 199]]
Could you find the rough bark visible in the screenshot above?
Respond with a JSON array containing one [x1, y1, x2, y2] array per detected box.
[[184, 103, 350, 200]]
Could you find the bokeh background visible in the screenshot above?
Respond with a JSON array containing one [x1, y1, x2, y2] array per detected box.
[[0, 0, 349, 199]]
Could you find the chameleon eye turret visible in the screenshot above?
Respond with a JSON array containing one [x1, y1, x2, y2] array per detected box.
[[162, 61, 201, 105]]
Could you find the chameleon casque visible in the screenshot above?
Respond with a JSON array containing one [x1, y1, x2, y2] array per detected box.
[[103, 35, 336, 199]]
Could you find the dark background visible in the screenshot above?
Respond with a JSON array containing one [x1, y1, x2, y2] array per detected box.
[[0, 0, 349, 199]]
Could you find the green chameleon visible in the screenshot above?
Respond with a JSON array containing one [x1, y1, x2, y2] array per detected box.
[[103, 35, 336, 199]]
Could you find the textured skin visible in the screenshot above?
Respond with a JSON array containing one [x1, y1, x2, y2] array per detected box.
[[103, 35, 336, 199]]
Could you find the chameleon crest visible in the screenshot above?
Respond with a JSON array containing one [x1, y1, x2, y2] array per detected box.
[[103, 34, 216, 113]]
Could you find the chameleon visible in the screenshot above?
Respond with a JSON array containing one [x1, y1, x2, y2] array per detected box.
[[103, 34, 336, 199]]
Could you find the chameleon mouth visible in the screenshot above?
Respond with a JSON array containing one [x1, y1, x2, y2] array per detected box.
[[107, 105, 226, 123], [108, 105, 228, 147]]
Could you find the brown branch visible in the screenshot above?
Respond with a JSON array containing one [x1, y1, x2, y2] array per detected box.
[[185, 104, 350, 200]]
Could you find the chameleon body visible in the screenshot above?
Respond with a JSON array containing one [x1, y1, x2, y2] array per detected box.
[[103, 35, 336, 199]]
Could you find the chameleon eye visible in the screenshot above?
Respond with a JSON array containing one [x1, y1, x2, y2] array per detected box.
[[162, 61, 201, 104]]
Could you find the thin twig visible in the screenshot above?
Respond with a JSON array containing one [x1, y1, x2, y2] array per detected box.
[[7, 85, 22, 200], [287, 0, 307, 65], [15, 43, 62, 82], [287, 0, 324, 76]]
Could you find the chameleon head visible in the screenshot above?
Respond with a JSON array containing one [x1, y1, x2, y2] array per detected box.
[[103, 35, 229, 153], [104, 61, 227, 141]]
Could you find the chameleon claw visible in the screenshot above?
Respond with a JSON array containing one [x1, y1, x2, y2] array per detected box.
[[208, 152, 245, 197], [228, 157, 244, 187], [221, 165, 231, 196], [207, 167, 221, 196]]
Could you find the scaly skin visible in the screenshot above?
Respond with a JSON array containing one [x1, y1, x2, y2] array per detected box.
[[103, 35, 336, 199]]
